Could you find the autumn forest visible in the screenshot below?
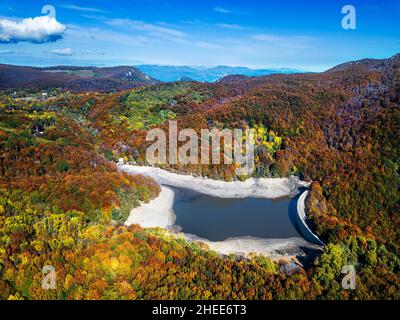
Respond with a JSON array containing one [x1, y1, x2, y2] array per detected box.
[[0, 54, 399, 300]]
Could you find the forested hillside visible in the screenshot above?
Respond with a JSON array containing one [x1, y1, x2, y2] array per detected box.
[[0, 65, 159, 93], [0, 54, 399, 299]]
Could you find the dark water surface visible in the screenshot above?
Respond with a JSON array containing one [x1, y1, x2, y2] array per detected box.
[[172, 187, 301, 242]]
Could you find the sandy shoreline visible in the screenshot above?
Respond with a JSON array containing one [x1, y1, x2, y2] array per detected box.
[[120, 164, 321, 261], [184, 234, 320, 260], [120, 165, 310, 199], [124, 186, 176, 228]]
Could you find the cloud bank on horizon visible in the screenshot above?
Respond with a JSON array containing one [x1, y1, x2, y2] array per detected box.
[[0, 0, 399, 71]]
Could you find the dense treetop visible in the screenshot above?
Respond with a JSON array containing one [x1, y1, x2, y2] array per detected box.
[[0, 55, 399, 299]]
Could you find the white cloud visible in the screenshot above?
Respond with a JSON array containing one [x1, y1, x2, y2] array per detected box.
[[81, 49, 106, 56], [214, 7, 231, 14], [49, 48, 75, 56], [216, 23, 247, 30], [251, 34, 315, 49], [195, 41, 223, 49], [0, 15, 66, 43], [65, 24, 150, 47], [80, 16, 188, 45], [0, 49, 31, 55], [60, 4, 108, 13], [0, 50, 16, 54], [183, 20, 249, 31], [106, 18, 186, 38]]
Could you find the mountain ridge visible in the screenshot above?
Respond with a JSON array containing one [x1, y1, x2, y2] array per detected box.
[[1, 54, 399, 92], [135, 64, 303, 82], [0, 64, 159, 92]]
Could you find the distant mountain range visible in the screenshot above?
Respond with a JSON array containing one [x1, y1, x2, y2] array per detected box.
[[135, 65, 303, 82], [0, 64, 305, 92], [0, 65, 159, 92]]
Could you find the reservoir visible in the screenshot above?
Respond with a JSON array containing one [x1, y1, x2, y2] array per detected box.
[[172, 187, 301, 242]]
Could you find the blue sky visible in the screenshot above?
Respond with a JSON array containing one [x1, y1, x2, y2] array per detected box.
[[0, 0, 399, 71]]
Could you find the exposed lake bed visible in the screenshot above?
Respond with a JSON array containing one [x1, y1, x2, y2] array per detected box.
[[120, 165, 322, 263]]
